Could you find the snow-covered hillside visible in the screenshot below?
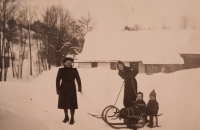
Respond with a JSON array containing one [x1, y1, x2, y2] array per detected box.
[[0, 67, 200, 130]]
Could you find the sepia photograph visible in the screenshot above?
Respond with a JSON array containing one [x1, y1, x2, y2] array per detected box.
[[0, 0, 200, 130]]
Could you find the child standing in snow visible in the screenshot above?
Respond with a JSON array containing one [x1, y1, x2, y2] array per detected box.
[[146, 89, 159, 127]]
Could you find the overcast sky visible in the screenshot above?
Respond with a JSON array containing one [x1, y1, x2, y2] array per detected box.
[[31, 0, 200, 31]]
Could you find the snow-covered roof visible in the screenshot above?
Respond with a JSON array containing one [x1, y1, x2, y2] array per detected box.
[[77, 30, 200, 64], [178, 31, 200, 54]]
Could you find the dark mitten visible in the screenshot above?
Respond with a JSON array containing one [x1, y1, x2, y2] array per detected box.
[[78, 88, 82, 92], [57, 91, 60, 95]]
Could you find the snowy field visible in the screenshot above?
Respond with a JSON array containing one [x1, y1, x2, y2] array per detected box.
[[0, 67, 200, 130]]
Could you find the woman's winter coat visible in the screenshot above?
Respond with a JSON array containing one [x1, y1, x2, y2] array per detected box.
[[117, 61, 138, 108], [56, 66, 82, 109]]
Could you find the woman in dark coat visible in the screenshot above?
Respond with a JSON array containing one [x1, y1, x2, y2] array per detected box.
[[56, 57, 82, 125], [117, 61, 138, 108]]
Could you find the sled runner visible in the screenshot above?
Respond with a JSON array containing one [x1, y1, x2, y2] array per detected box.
[[100, 104, 162, 130], [87, 82, 162, 129], [88, 104, 162, 130]]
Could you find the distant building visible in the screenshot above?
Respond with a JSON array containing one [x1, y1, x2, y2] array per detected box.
[[179, 31, 200, 69], [76, 30, 200, 74]]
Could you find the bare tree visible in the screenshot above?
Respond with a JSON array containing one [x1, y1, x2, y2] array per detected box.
[[43, 6, 59, 69], [32, 33, 42, 75], [180, 15, 189, 29], [0, 0, 18, 81], [5, 18, 18, 79], [43, 5, 78, 67], [134, 24, 140, 31], [76, 12, 95, 38], [162, 23, 169, 30], [124, 26, 130, 31], [71, 12, 95, 54], [18, 0, 37, 76]]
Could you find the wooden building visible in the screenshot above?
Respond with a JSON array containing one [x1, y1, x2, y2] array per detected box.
[[178, 31, 200, 69], [76, 31, 190, 74]]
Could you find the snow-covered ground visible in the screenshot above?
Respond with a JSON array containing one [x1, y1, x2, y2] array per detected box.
[[0, 67, 200, 130]]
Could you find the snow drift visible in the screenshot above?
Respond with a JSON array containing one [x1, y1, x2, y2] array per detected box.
[[0, 67, 200, 130]]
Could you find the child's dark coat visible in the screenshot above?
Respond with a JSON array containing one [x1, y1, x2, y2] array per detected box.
[[146, 100, 159, 116], [136, 99, 146, 113]]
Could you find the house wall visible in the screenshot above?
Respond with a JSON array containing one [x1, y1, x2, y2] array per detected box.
[[73, 63, 79, 68], [77, 62, 184, 75], [145, 64, 184, 74], [98, 63, 110, 68], [139, 61, 145, 73], [78, 63, 91, 68], [180, 54, 200, 69], [77, 62, 144, 73], [110, 62, 117, 70]]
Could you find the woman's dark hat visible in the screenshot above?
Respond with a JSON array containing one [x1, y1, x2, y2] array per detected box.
[[62, 57, 74, 63]]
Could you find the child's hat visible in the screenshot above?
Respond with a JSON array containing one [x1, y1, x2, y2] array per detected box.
[[137, 92, 143, 98], [150, 89, 156, 97]]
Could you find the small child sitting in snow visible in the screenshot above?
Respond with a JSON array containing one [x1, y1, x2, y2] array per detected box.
[[146, 89, 159, 127]]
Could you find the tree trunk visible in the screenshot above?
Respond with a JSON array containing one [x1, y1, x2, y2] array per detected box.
[[20, 58, 24, 79], [38, 41, 40, 74], [47, 36, 51, 70], [56, 51, 60, 67], [15, 61, 19, 79], [20, 41, 26, 79], [41, 58, 45, 71], [37, 38, 40, 74], [9, 42, 15, 78], [3, 43, 8, 81], [4, 67, 8, 81], [16, 50, 20, 79], [0, 34, 2, 81], [0, 0, 7, 81], [28, 28, 32, 75]]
